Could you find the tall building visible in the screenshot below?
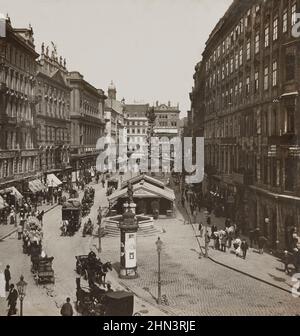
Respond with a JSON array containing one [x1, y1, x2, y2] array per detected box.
[[68, 71, 106, 177], [0, 16, 39, 193], [123, 103, 149, 152], [36, 42, 71, 182], [191, 0, 300, 250], [153, 101, 180, 140], [104, 81, 126, 142]]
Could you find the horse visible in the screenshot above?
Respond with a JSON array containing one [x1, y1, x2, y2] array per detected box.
[[97, 262, 112, 287]]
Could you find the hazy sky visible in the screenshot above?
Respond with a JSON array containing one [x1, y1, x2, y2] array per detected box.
[[2, 0, 232, 116]]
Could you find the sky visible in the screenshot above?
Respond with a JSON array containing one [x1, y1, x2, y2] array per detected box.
[[1, 0, 233, 116]]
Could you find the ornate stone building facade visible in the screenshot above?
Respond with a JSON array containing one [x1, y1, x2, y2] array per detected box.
[[124, 103, 149, 152], [190, 0, 300, 249], [68, 71, 106, 176], [153, 101, 180, 139], [36, 43, 71, 182], [0, 17, 39, 192]]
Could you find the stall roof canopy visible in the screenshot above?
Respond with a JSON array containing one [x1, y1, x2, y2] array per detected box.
[[47, 174, 62, 187], [108, 181, 175, 203], [121, 174, 165, 190], [28, 179, 46, 193], [0, 187, 23, 200], [0, 195, 8, 209]]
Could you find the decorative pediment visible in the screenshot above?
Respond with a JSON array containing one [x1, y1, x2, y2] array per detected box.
[[51, 69, 67, 86]]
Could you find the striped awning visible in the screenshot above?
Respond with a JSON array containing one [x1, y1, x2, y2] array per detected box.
[[46, 173, 62, 187], [0, 187, 23, 200], [28, 179, 46, 193]]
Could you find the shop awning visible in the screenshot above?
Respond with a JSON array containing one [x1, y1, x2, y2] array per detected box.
[[28, 180, 46, 193], [0, 187, 23, 200], [0, 195, 8, 210], [46, 173, 62, 187]]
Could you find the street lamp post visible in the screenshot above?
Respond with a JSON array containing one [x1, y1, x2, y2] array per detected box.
[[155, 237, 163, 305], [204, 210, 209, 258], [98, 207, 102, 254], [16, 275, 27, 316]]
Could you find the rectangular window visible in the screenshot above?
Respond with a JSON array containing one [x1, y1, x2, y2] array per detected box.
[[264, 66, 269, 90], [292, 3, 297, 26], [283, 10, 288, 32], [254, 71, 259, 93], [272, 61, 278, 87], [246, 40, 251, 60], [273, 17, 278, 41], [246, 77, 250, 95], [286, 105, 295, 133], [285, 158, 296, 191], [239, 48, 243, 66], [255, 33, 260, 54], [286, 53, 296, 81], [265, 24, 270, 47]]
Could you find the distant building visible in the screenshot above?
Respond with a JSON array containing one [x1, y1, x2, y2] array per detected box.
[[68, 71, 106, 177], [153, 101, 180, 140], [123, 103, 149, 153], [104, 81, 126, 143], [36, 42, 72, 183]]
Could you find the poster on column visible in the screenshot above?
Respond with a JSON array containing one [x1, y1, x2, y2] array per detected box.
[[125, 232, 136, 268]]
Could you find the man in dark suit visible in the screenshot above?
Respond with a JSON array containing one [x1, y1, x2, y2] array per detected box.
[[4, 265, 11, 292], [7, 284, 18, 316]]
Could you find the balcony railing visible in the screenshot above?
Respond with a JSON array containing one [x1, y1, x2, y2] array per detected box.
[[268, 133, 297, 146]]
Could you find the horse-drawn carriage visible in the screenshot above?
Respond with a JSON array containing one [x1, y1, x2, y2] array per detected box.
[[76, 280, 134, 316], [75, 253, 112, 286], [61, 198, 82, 235], [31, 255, 55, 284]]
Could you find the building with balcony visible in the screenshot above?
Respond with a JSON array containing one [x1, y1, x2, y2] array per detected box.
[[36, 43, 72, 182], [68, 71, 106, 177], [104, 81, 126, 142], [153, 101, 180, 140], [0, 16, 40, 192], [190, 0, 300, 250], [124, 103, 149, 153]]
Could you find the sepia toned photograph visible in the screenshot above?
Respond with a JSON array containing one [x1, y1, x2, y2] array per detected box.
[[0, 0, 300, 319]]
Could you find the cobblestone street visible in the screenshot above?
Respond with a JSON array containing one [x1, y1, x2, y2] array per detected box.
[[97, 204, 300, 316]]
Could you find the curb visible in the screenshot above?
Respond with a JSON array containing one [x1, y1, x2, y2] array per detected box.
[[207, 254, 292, 294], [0, 203, 59, 241], [172, 180, 293, 295]]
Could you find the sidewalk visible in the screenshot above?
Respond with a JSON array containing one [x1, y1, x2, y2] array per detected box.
[[0, 200, 61, 241], [172, 179, 295, 293]]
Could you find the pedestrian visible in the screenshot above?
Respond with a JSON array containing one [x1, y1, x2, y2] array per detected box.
[[106, 283, 114, 293], [233, 238, 242, 257], [4, 265, 11, 292], [17, 223, 23, 240], [225, 218, 231, 228], [60, 297, 74, 316], [221, 233, 227, 252], [9, 209, 15, 225], [181, 196, 185, 208], [258, 236, 268, 254], [198, 222, 204, 238], [283, 250, 291, 275], [241, 240, 249, 259], [7, 284, 18, 316], [249, 230, 255, 248]]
